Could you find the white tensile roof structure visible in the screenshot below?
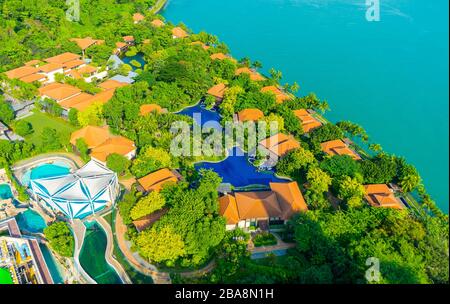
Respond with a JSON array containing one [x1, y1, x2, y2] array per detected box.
[[30, 160, 119, 219]]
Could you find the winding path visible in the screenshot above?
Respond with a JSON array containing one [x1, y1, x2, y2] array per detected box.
[[72, 219, 96, 284]]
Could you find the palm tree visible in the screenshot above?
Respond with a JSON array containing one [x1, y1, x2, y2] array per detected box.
[[251, 60, 262, 70]]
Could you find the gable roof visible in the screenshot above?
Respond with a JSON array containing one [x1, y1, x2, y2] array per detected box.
[[123, 35, 134, 42], [364, 184, 404, 209], [293, 109, 322, 133], [207, 83, 227, 99], [98, 79, 128, 91], [151, 19, 165, 27], [59, 93, 94, 110], [259, 133, 300, 157], [24, 59, 42, 66], [19, 73, 47, 83], [320, 139, 361, 160], [70, 37, 104, 50], [63, 59, 86, 70], [39, 63, 63, 73], [137, 168, 179, 192], [72, 89, 116, 111], [38, 83, 81, 101], [172, 27, 188, 38], [237, 108, 264, 122], [261, 86, 291, 103], [140, 104, 163, 115], [133, 13, 145, 22], [235, 67, 265, 81], [45, 52, 81, 64], [5, 66, 39, 79]]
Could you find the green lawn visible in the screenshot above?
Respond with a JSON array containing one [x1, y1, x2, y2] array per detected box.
[[18, 111, 76, 145]]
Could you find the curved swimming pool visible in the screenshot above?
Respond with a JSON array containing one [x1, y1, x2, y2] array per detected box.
[[21, 162, 71, 187], [195, 147, 288, 187], [79, 221, 122, 284], [0, 184, 13, 200], [15, 209, 47, 233]]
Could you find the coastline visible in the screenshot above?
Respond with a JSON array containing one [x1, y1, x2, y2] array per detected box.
[[150, 0, 168, 14]]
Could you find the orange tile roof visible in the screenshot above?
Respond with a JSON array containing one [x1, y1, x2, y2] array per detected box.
[[90, 136, 135, 162], [210, 53, 227, 60], [63, 59, 85, 70], [207, 83, 227, 99], [219, 195, 240, 225], [320, 139, 361, 160], [219, 182, 307, 224], [261, 86, 291, 103], [234, 191, 281, 219], [151, 19, 165, 27], [235, 67, 265, 81], [237, 108, 264, 122], [70, 125, 111, 148], [98, 79, 128, 91], [65, 69, 82, 79], [364, 184, 404, 209], [19, 73, 47, 83], [59, 93, 94, 110], [140, 104, 163, 115], [123, 35, 134, 42], [259, 133, 300, 157], [172, 27, 188, 38], [24, 60, 41, 66], [72, 89, 116, 111], [70, 37, 104, 50], [77, 65, 97, 74], [133, 13, 145, 22], [293, 109, 322, 133], [116, 42, 127, 48], [38, 83, 81, 101], [137, 169, 179, 192], [38, 63, 63, 73], [5, 66, 39, 79], [45, 52, 81, 64], [270, 182, 308, 217]]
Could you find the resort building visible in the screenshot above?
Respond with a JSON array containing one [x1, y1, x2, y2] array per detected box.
[[30, 160, 120, 219], [364, 184, 405, 209], [37, 63, 64, 83], [98, 79, 128, 91], [237, 108, 264, 122], [172, 27, 189, 39], [70, 37, 104, 57], [123, 35, 135, 46], [38, 83, 82, 103], [150, 19, 165, 28], [320, 139, 361, 160], [140, 104, 163, 115], [235, 67, 265, 81], [44, 52, 85, 71], [207, 83, 227, 102], [133, 13, 145, 24], [210, 53, 237, 63], [137, 168, 181, 193], [259, 133, 300, 160], [261, 86, 291, 103], [115, 42, 128, 54], [219, 181, 307, 231], [70, 126, 136, 164], [293, 109, 323, 133]]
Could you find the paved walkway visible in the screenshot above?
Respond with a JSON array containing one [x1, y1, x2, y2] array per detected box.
[[95, 215, 132, 284], [250, 233, 296, 256]]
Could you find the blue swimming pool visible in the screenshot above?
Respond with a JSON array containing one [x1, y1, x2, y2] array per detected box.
[[21, 163, 71, 187], [16, 209, 47, 233], [39, 243, 64, 284], [178, 103, 222, 130], [122, 52, 146, 70], [251, 249, 287, 260], [0, 184, 13, 199], [195, 147, 288, 187]]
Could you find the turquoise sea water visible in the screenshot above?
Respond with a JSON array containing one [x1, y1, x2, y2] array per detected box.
[[163, 0, 449, 212]]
